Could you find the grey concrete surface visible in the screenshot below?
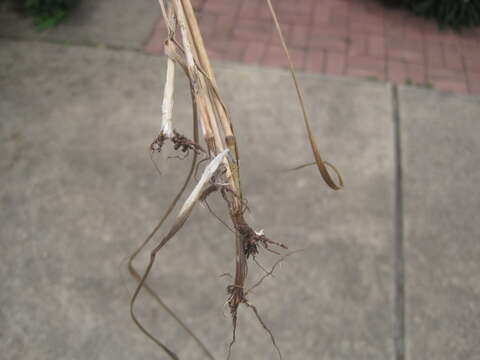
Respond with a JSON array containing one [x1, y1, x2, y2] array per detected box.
[[399, 87, 480, 360], [0, 39, 395, 360], [0, 0, 159, 49]]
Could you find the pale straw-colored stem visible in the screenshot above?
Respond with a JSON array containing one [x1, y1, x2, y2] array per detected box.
[[175, 0, 226, 154], [180, 0, 233, 138], [179, 0, 242, 201]]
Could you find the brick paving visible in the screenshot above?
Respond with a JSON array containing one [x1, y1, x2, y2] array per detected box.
[[145, 0, 480, 94]]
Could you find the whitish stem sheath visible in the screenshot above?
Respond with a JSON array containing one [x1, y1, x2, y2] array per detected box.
[[178, 149, 229, 218], [161, 58, 175, 138]]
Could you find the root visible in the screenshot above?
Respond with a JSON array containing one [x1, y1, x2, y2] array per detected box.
[[149, 151, 163, 177], [150, 132, 167, 152], [252, 257, 270, 276], [168, 152, 190, 160], [225, 283, 284, 360], [226, 310, 237, 360], [245, 302, 282, 360], [203, 199, 235, 233], [172, 130, 206, 154], [150, 130, 206, 155], [234, 221, 288, 259], [226, 285, 243, 360], [246, 250, 303, 295]]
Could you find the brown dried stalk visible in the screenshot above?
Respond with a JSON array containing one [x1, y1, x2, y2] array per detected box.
[[128, 0, 344, 359]]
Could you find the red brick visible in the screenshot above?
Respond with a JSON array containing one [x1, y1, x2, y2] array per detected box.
[[424, 32, 445, 44], [387, 60, 408, 83], [428, 67, 468, 93], [223, 40, 247, 61], [328, 0, 350, 5], [430, 79, 468, 93], [233, 19, 272, 42], [350, 9, 380, 22], [425, 42, 444, 68], [329, 6, 349, 29], [347, 55, 385, 79], [144, 19, 167, 54], [203, 0, 233, 14], [432, 30, 460, 45], [271, 24, 292, 46], [214, 13, 237, 38], [404, 26, 423, 40], [309, 26, 348, 52], [407, 63, 426, 84], [385, 24, 406, 39], [464, 54, 480, 73], [140, 0, 480, 95], [304, 49, 325, 73], [386, 8, 408, 25], [290, 25, 310, 49], [443, 46, 463, 71], [348, 6, 371, 21], [204, 48, 226, 61], [325, 51, 346, 75], [204, 38, 227, 58], [262, 45, 306, 70], [348, 34, 368, 57], [443, 31, 465, 45], [393, 33, 423, 48], [144, 36, 164, 55], [467, 72, 480, 94], [429, 67, 465, 79], [368, 35, 385, 58], [191, 0, 205, 10], [309, 36, 348, 52], [243, 41, 267, 64], [402, 14, 425, 34], [197, 13, 218, 37], [350, 16, 384, 35], [388, 39, 424, 64], [387, 61, 425, 86], [239, 0, 260, 19], [276, 0, 314, 15], [361, 0, 385, 14], [270, 10, 308, 25], [312, 4, 331, 25], [461, 38, 480, 52]]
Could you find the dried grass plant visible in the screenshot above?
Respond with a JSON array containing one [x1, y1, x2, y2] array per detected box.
[[128, 1, 344, 359]]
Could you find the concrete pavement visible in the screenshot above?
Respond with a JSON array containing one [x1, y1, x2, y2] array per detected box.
[[0, 0, 158, 49], [1, 39, 395, 359], [399, 87, 480, 360], [1, 2, 480, 359]]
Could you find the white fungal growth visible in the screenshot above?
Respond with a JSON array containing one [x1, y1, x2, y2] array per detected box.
[[255, 229, 265, 237]]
